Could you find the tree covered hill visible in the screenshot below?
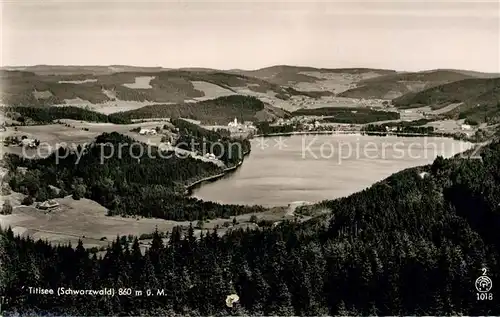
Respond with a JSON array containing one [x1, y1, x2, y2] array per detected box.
[[5, 106, 131, 124], [171, 118, 251, 166], [5, 132, 262, 221], [338, 70, 476, 100], [0, 68, 317, 107], [109, 95, 288, 124], [3, 95, 288, 125], [393, 77, 500, 124], [1, 140, 500, 315], [231, 65, 396, 85]]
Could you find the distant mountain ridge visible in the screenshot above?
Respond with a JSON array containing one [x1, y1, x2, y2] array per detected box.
[[0, 69, 317, 107], [2, 65, 499, 124]]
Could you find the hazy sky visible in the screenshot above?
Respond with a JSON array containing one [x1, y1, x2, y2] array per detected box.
[[2, 0, 499, 72]]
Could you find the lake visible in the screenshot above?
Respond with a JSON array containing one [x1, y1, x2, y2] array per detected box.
[[192, 134, 474, 207]]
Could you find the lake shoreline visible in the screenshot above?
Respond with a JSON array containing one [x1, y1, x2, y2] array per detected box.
[[254, 130, 473, 141], [184, 150, 250, 195], [191, 134, 475, 207]]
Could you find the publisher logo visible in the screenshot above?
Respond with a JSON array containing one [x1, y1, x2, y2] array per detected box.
[[476, 268, 493, 301], [476, 275, 493, 293]]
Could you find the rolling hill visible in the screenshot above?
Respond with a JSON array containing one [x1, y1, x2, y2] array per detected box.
[[0, 69, 319, 110], [1, 65, 170, 75], [338, 70, 477, 100], [232, 65, 396, 85], [109, 95, 289, 124], [393, 77, 500, 123]]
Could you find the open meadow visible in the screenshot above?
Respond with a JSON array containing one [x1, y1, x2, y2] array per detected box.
[[0, 194, 295, 253]]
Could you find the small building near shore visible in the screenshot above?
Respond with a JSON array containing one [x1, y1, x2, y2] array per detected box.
[[37, 200, 59, 211], [20, 138, 37, 148], [139, 128, 157, 135]]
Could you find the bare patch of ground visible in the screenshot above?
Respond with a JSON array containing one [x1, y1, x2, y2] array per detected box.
[[382, 91, 404, 99], [32, 90, 53, 100], [101, 88, 117, 99], [60, 97, 91, 105], [122, 76, 155, 89], [52, 96, 170, 114], [90, 101, 169, 114], [404, 82, 428, 92], [58, 79, 98, 84], [423, 119, 471, 134], [430, 102, 463, 115], [190, 81, 236, 101], [285, 201, 313, 216]]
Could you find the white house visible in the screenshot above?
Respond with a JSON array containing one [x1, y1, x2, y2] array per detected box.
[[204, 153, 217, 160], [21, 138, 36, 148], [139, 128, 157, 135], [461, 124, 472, 131], [228, 118, 240, 128], [275, 118, 285, 126]]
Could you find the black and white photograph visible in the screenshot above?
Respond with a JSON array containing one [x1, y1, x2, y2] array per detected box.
[[0, 0, 499, 315]]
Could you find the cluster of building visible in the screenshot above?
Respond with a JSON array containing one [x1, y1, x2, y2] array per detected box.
[[227, 118, 256, 132], [4, 135, 38, 148], [21, 138, 37, 148], [460, 124, 472, 131], [274, 117, 320, 129], [138, 128, 157, 135], [204, 153, 217, 160]]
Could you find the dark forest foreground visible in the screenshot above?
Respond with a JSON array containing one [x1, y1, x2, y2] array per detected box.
[[1, 141, 500, 316]]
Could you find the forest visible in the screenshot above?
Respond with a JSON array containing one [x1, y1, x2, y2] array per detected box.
[[256, 122, 296, 135], [171, 118, 251, 166], [4, 132, 263, 221], [1, 140, 499, 316], [109, 95, 266, 125], [6, 106, 131, 125]]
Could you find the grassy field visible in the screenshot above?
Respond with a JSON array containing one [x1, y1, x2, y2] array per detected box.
[[0, 120, 169, 158], [0, 195, 295, 252]]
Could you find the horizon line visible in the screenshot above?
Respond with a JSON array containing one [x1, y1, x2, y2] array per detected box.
[[2, 63, 500, 74]]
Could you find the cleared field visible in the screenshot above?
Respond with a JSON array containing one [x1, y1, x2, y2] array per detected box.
[[423, 119, 473, 134], [122, 76, 155, 89], [0, 120, 168, 158], [58, 79, 98, 84], [0, 119, 226, 166], [0, 195, 292, 250], [32, 90, 53, 99], [191, 81, 236, 100], [53, 98, 170, 114]]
